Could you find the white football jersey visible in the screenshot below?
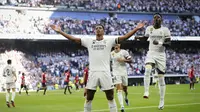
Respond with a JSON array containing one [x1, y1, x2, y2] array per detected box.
[[111, 49, 130, 76], [145, 25, 171, 53], [81, 37, 118, 71], [3, 65, 16, 83]]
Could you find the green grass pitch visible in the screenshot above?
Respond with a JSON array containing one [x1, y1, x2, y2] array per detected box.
[[0, 84, 200, 112]]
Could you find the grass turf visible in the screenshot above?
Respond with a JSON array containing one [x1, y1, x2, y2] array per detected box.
[[0, 84, 199, 112]]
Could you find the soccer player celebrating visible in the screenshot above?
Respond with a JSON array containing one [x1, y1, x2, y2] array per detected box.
[[64, 70, 72, 94], [111, 44, 131, 111], [3, 59, 17, 108], [37, 71, 47, 95], [50, 22, 144, 112], [19, 72, 29, 95], [135, 13, 171, 110], [188, 65, 195, 90], [83, 63, 89, 97]]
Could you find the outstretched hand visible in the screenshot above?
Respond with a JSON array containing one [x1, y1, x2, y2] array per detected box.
[[136, 22, 145, 29], [50, 24, 61, 32]]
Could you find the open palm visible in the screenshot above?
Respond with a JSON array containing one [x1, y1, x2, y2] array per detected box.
[[50, 25, 61, 32], [136, 22, 145, 29]]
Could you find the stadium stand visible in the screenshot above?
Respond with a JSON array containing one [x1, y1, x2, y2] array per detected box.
[[0, 10, 199, 36], [1, 0, 199, 13]]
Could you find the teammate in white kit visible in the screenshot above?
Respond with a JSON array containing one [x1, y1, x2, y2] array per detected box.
[[50, 22, 145, 112], [3, 59, 17, 108], [111, 44, 132, 112], [135, 13, 171, 110]]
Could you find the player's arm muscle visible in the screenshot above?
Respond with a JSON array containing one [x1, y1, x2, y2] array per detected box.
[[50, 25, 81, 44], [83, 72, 86, 81], [118, 22, 145, 43], [188, 70, 190, 77], [118, 28, 140, 43], [124, 58, 132, 63], [59, 31, 81, 44]]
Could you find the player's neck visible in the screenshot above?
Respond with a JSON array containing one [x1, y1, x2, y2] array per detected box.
[[96, 35, 103, 41], [153, 24, 161, 29]]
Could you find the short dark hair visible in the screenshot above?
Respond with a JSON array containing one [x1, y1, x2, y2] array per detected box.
[[22, 73, 25, 75], [95, 24, 104, 30], [154, 13, 162, 19], [7, 59, 11, 64]]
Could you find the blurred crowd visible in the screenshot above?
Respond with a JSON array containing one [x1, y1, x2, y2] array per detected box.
[[0, 13, 199, 36], [2, 0, 200, 13], [48, 16, 200, 36]]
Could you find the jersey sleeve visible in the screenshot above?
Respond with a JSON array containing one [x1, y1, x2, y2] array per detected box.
[[81, 37, 90, 48], [111, 37, 119, 46], [123, 50, 131, 59], [164, 27, 171, 39]]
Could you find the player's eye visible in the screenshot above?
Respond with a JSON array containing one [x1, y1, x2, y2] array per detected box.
[[96, 26, 102, 30]]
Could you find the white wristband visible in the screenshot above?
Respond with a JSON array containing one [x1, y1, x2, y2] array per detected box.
[[158, 41, 163, 45]]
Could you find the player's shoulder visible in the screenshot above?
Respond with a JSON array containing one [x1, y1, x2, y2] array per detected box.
[[120, 49, 127, 52], [111, 50, 115, 54], [146, 25, 154, 29], [104, 36, 118, 41], [161, 26, 170, 31], [81, 37, 93, 41], [120, 49, 129, 54]]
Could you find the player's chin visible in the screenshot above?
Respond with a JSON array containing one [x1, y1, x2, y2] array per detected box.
[[156, 21, 161, 25]]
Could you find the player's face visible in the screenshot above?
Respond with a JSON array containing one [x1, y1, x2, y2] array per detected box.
[[95, 25, 104, 36], [114, 44, 120, 52], [153, 15, 162, 26]]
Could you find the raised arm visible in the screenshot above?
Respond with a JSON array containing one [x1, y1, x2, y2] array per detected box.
[[118, 22, 145, 43], [135, 25, 150, 41], [50, 25, 81, 44]]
